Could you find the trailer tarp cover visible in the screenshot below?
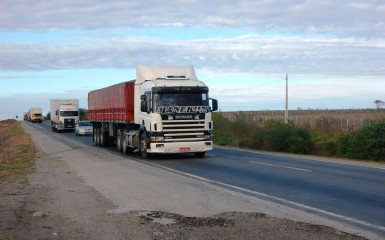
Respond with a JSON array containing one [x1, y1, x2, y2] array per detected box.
[[88, 80, 135, 122]]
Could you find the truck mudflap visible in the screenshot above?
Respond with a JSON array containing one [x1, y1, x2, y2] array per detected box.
[[148, 141, 213, 154]]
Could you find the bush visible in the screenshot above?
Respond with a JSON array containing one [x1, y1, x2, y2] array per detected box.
[[262, 120, 312, 154], [212, 113, 234, 145], [212, 112, 263, 148], [323, 134, 344, 156], [212, 114, 312, 154], [338, 120, 385, 161]]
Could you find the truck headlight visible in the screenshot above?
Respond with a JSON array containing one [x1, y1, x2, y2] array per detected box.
[[150, 136, 165, 142], [203, 135, 211, 140], [198, 135, 211, 140]]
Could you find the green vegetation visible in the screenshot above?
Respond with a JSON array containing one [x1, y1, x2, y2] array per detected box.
[[0, 120, 36, 181], [337, 121, 385, 161], [79, 108, 88, 120], [212, 112, 385, 162]]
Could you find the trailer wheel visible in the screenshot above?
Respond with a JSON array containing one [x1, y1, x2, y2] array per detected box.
[[99, 128, 105, 146], [95, 128, 100, 146], [116, 129, 123, 152], [92, 127, 96, 143], [99, 128, 103, 145], [140, 133, 149, 159]]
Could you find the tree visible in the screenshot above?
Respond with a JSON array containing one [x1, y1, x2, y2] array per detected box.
[[374, 100, 384, 109], [79, 108, 88, 120]]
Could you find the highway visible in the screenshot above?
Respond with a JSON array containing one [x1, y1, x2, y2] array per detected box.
[[34, 121, 385, 236]]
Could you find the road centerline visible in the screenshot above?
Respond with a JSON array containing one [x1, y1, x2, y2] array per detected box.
[[249, 161, 313, 172]]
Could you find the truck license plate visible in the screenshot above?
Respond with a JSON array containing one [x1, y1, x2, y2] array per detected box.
[[179, 147, 190, 152]]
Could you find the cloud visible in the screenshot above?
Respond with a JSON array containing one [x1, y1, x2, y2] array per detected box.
[[1, 0, 385, 37], [1, 33, 384, 78]]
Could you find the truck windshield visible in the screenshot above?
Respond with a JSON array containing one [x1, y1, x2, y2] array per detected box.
[[60, 111, 79, 117], [154, 93, 209, 113]]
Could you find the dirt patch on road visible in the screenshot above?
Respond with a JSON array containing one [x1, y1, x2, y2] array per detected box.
[[0, 120, 367, 239]]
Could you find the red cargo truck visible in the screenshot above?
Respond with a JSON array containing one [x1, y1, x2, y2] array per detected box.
[[88, 65, 218, 158]]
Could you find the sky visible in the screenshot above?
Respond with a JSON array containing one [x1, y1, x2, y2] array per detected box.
[[1, 0, 385, 120]]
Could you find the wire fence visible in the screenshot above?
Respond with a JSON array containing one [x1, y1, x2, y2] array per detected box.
[[218, 109, 385, 134]]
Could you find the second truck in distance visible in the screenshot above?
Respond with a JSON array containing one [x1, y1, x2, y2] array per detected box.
[[29, 107, 43, 123], [88, 65, 218, 158], [50, 99, 79, 132]]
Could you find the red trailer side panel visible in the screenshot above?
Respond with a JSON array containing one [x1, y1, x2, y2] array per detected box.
[[88, 80, 135, 122]]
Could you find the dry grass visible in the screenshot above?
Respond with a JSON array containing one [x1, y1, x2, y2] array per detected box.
[[0, 120, 36, 181]]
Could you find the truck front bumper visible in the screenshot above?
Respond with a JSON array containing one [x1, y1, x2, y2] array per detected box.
[[148, 141, 213, 154]]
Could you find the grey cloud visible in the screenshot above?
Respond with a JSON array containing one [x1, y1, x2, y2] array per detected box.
[[1, 0, 385, 37], [1, 34, 384, 76]]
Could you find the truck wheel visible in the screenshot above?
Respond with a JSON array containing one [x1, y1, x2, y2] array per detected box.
[[93, 128, 96, 143], [95, 128, 100, 146], [99, 128, 105, 146], [194, 152, 206, 158], [140, 134, 149, 159], [122, 130, 133, 154], [116, 129, 122, 152], [122, 135, 127, 154]]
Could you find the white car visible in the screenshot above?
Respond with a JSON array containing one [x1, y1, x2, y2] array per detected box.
[[75, 121, 93, 136]]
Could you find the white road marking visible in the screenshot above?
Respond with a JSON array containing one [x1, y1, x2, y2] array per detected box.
[[249, 161, 313, 172]]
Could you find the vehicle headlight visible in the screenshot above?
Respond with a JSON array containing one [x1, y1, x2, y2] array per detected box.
[[150, 136, 165, 142], [203, 135, 211, 140]]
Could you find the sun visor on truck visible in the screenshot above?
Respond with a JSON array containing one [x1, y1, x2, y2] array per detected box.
[[136, 65, 198, 84]]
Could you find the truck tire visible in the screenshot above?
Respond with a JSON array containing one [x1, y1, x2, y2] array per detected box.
[[99, 128, 105, 146], [95, 128, 100, 146], [140, 133, 149, 159], [116, 129, 123, 152], [122, 130, 133, 154], [92, 128, 96, 143]]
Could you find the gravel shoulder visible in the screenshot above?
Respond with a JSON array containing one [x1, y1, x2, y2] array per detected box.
[[0, 122, 377, 239]]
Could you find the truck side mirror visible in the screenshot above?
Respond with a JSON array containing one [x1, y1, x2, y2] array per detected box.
[[140, 94, 151, 113], [210, 98, 218, 112], [141, 100, 148, 113], [55, 110, 58, 116]]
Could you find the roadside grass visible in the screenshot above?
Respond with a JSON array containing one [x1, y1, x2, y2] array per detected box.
[[0, 120, 36, 182]]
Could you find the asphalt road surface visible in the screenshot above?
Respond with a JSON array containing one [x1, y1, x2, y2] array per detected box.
[[33, 121, 385, 238]]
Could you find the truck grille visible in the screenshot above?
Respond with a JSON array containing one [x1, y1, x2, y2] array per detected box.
[[64, 118, 75, 128], [162, 119, 206, 142]]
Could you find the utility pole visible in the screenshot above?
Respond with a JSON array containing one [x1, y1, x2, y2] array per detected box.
[[285, 74, 288, 124]]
